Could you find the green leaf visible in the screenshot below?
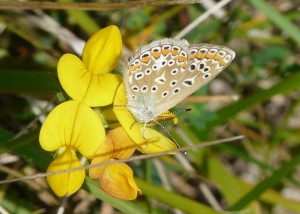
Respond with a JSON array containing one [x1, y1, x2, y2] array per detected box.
[[229, 154, 300, 210], [208, 154, 300, 213], [248, 0, 300, 45], [84, 178, 147, 214], [0, 69, 60, 97], [207, 154, 256, 213], [0, 128, 13, 144], [136, 178, 219, 214], [200, 72, 300, 132], [0, 128, 52, 169]]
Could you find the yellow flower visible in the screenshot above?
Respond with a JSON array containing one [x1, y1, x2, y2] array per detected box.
[[46, 147, 84, 197], [40, 100, 106, 196], [99, 163, 141, 200], [113, 84, 177, 153], [89, 127, 141, 200], [40, 25, 126, 197], [57, 25, 122, 107]]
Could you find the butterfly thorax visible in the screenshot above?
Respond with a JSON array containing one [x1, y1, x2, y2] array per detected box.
[[127, 105, 156, 123]]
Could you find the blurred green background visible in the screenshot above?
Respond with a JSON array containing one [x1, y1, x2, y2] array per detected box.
[[0, 0, 300, 213]]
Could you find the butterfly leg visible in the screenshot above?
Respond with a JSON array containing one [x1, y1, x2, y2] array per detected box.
[[142, 122, 147, 139], [130, 122, 136, 130]]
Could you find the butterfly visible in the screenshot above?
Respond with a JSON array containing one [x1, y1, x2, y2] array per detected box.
[[122, 38, 235, 124]]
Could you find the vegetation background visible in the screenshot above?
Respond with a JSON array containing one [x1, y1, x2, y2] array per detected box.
[[0, 0, 300, 213]]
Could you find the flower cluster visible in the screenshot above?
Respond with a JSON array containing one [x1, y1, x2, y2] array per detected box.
[[39, 25, 177, 200]]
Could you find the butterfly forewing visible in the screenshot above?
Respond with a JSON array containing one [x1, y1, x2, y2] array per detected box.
[[123, 39, 235, 122], [159, 43, 236, 112]]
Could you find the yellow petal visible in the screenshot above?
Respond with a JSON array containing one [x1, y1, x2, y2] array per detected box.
[[113, 84, 177, 152], [113, 83, 144, 144], [83, 73, 122, 107], [138, 128, 177, 153], [107, 127, 136, 159], [101, 106, 118, 122], [39, 100, 105, 158], [57, 54, 88, 103], [82, 25, 122, 74], [89, 127, 136, 178], [89, 138, 113, 179], [99, 163, 141, 200], [108, 127, 136, 159], [46, 148, 85, 197], [58, 54, 121, 106]]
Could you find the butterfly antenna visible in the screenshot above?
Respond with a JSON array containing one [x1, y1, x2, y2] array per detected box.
[[169, 108, 192, 114], [153, 119, 185, 154], [159, 108, 192, 117]]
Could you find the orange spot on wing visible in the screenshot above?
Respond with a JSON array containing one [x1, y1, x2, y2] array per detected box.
[[213, 54, 223, 62], [129, 65, 140, 72], [183, 62, 188, 69], [152, 52, 161, 59], [219, 60, 227, 67], [129, 65, 135, 72], [171, 50, 179, 56], [189, 54, 196, 60], [196, 52, 206, 59], [178, 56, 186, 63], [205, 53, 214, 59], [140, 56, 150, 64], [162, 49, 170, 56]]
